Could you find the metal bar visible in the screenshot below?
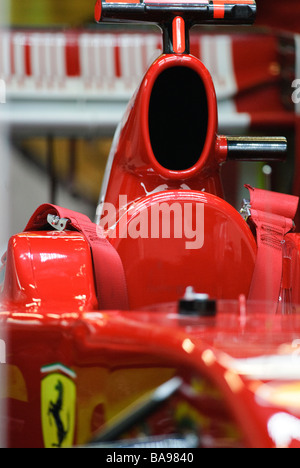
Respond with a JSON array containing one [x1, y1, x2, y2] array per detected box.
[[226, 136, 287, 161]]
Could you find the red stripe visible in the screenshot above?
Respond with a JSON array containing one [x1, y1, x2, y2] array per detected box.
[[213, 0, 255, 19], [10, 36, 15, 75], [213, 5, 225, 18], [25, 42, 31, 76], [65, 36, 80, 77], [114, 42, 121, 78], [94, 0, 102, 21], [213, 1, 225, 18]]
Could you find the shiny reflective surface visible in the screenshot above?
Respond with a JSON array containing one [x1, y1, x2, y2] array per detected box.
[[0, 231, 98, 313], [100, 54, 223, 215], [109, 190, 256, 309], [2, 304, 300, 447]]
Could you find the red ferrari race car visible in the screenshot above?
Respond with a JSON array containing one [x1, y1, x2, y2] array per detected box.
[[1, 0, 300, 449]]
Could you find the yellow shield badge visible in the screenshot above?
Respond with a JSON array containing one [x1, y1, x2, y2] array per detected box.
[[41, 371, 76, 448]]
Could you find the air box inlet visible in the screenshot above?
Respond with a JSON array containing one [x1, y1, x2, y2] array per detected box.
[[148, 66, 208, 171]]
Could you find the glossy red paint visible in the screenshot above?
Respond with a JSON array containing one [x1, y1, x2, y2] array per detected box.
[[2, 306, 300, 448], [94, 0, 102, 22], [108, 190, 257, 309], [100, 53, 223, 215], [172, 16, 185, 54], [213, 2, 225, 19], [1, 231, 98, 313], [2, 0, 300, 450]]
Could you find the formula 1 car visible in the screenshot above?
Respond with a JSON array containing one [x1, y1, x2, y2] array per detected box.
[[1, 0, 300, 449]]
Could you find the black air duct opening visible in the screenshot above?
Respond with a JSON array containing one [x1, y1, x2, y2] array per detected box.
[[148, 66, 208, 171]]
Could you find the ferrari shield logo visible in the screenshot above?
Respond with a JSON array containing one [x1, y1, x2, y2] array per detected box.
[[41, 372, 76, 448]]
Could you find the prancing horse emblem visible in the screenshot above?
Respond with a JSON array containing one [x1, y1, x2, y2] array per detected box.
[[48, 380, 69, 447], [41, 372, 76, 448]]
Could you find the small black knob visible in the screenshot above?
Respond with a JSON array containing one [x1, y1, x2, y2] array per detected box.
[[178, 287, 216, 317]]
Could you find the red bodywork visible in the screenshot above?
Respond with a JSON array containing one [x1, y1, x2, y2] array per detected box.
[[2, 1, 300, 449]]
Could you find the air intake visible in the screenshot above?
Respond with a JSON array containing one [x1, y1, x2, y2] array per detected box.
[[148, 66, 208, 171]]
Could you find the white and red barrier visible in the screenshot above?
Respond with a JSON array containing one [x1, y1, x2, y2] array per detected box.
[[0, 28, 295, 134]]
